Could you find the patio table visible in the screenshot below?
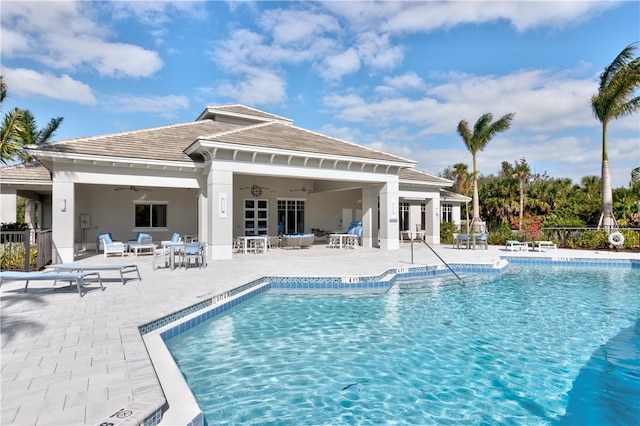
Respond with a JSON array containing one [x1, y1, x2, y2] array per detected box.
[[238, 236, 267, 254]]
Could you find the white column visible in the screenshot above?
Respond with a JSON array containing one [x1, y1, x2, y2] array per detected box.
[[409, 203, 422, 234], [378, 180, 399, 250], [52, 180, 75, 263], [0, 190, 17, 223], [207, 168, 233, 260], [423, 199, 440, 244], [361, 185, 377, 248]]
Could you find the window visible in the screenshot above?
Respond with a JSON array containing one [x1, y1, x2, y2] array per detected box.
[[399, 202, 409, 231], [441, 203, 453, 223], [135, 202, 167, 228], [277, 199, 305, 234], [244, 199, 268, 235]]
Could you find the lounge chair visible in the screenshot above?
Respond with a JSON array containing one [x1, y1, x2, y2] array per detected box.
[[0, 270, 103, 297], [100, 235, 126, 257], [48, 263, 141, 284], [534, 241, 557, 252], [505, 240, 529, 251]]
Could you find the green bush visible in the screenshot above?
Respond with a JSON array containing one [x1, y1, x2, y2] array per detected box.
[[488, 221, 516, 245], [440, 222, 456, 244], [0, 242, 37, 270]]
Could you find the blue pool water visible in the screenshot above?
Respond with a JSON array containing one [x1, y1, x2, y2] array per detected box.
[[165, 266, 640, 425]]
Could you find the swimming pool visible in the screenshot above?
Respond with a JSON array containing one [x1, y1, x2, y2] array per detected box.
[[165, 265, 639, 425]]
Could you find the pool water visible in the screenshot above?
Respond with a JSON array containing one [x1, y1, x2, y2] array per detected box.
[[165, 266, 640, 425]]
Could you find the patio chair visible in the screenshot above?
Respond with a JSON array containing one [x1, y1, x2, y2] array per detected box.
[[180, 242, 205, 269], [161, 232, 182, 247], [477, 233, 488, 250], [96, 232, 119, 253], [458, 234, 471, 249], [268, 236, 280, 249], [100, 235, 126, 257]]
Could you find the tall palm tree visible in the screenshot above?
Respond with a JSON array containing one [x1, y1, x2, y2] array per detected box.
[[457, 112, 515, 232], [591, 42, 640, 232], [512, 158, 531, 233]]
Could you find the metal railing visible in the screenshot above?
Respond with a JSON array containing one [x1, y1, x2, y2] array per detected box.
[[0, 229, 53, 271]]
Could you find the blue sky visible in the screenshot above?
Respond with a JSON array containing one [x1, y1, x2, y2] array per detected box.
[[2, 0, 639, 188]]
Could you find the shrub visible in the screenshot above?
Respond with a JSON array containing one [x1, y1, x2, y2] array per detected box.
[[440, 222, 456, 244]]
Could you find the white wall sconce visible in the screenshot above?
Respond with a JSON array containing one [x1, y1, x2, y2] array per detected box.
[[219, 192, 227, 218], [59, 198, 67, 212]]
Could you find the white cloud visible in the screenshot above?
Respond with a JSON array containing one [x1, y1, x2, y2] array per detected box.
[[260, 7, 341, 46], [1, 1, 163, 78], [215, 67, 287, 105], [105, 94, 190, 118], [3, 68, 96, 104], [321, 48, 361, 79], [379, 1, 617, 34], [356, 31, 404, 70]]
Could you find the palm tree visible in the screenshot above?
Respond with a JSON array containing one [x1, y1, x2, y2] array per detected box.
[[0, 76, 25, 165], [591, 42, 640, 232], [13, 110, 63, 162], [512, 158, 531, 233], [457, 112, 515, 232], [451, 162, 473, 233]]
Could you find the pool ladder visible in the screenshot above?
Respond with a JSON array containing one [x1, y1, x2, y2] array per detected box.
[[407, 237, 463, 283]]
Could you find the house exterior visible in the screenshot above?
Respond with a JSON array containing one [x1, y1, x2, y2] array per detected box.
[[0, 105, 467, 262]]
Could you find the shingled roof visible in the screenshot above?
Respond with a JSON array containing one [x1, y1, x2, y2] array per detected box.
[[399, 168, 452, 186], [27, 105, 414, 166], [0, 162, 51, 182], [31, 120, 241, 162], [195, 122, 413, 164]]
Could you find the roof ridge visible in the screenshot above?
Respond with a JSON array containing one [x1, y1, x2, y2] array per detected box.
[[199, 121, 275, 139], [203, 104, 292, 122]]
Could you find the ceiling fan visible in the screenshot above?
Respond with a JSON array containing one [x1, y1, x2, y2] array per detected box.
[[114, 186, 151, 192], [290, 181, 313, 194]]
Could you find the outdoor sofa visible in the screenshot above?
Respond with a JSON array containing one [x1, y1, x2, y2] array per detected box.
[[280, 233, 315, 249]]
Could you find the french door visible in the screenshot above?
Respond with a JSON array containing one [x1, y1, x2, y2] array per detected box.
[[277, 199, 305, 234]]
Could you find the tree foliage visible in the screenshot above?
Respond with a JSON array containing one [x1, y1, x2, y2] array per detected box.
[[0, 76, 63, 164]]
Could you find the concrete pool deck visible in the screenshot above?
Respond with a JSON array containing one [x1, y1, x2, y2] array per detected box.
[[1, 243, 638, 425]]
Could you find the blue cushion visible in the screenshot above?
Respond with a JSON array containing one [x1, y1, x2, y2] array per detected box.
[[101, 233, 113, 244], [171, 233, 181, 243]]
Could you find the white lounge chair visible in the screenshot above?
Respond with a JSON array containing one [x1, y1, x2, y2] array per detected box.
[[0, 270, 103, 297], [505, 240, 529, 251], [534, 241, 557, 252], [48, 263, 141, 284]]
